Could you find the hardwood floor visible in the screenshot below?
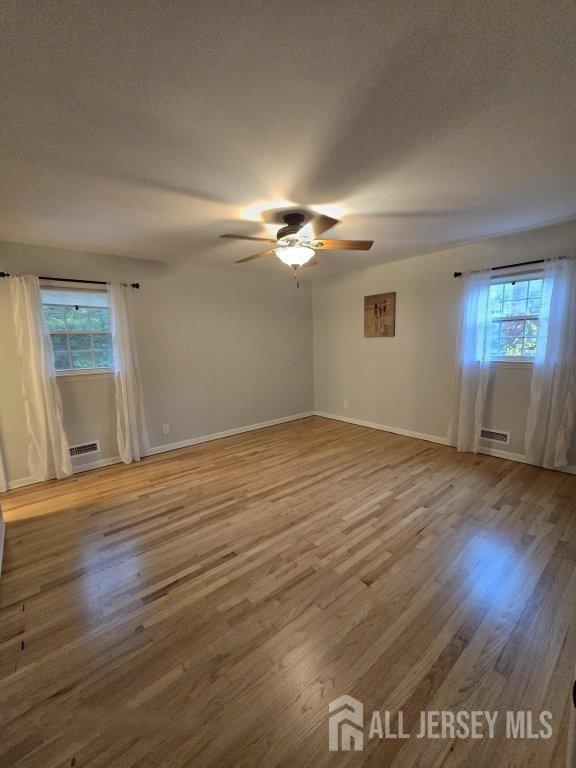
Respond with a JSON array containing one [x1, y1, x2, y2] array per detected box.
[[0, 416, 575, 767]]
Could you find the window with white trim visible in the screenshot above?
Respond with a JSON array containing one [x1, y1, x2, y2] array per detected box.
[[487, 274, 543, 360], [41, 287, 114, 372]]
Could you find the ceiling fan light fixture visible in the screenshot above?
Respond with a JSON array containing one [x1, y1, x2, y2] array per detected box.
[[275, 245, 315, 267]]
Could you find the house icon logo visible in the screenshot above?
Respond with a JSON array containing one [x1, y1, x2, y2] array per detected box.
[[328, 695, 364, 751]]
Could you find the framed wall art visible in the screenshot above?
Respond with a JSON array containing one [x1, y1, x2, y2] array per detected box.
[[364, 292, 396, 337]]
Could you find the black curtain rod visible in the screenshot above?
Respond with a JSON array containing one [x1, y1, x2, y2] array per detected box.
[[0, 272, 140, 288], [453, 258, 546, 278]]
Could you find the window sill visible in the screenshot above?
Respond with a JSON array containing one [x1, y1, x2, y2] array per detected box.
[[490, 359, 534, 370], [56, 369, 114, 381]]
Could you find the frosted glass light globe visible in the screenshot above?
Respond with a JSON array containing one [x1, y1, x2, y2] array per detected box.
[[275, 245, 315, 267]]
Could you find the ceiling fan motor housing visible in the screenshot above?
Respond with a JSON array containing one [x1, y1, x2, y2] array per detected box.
[[276, 212, 306, 240]]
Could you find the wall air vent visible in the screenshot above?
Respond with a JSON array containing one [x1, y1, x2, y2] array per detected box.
[[480, 428, 510, 445], [69, 441, 100, 457]]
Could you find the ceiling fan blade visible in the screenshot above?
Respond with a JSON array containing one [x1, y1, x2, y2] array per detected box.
[[311, 215, 339, 237], [221, 234, 277, 243], [313, 239, 373, 251], [235, 248, 277, 263]]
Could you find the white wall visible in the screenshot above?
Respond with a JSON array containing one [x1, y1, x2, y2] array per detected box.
[[2, 216, 575, 489], [0, 241, 314, 487], [313, 218, 576, 466]]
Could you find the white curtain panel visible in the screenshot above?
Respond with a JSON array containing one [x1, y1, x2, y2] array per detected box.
[[108, 282, 149, 463], [525, 257, 576, 468], [9, 275, 72, 481], [0, 440, 7, 492], [449, 269, 492, 453]]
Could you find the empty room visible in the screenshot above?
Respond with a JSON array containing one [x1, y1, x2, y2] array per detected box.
[[1, 1, 576, 766]]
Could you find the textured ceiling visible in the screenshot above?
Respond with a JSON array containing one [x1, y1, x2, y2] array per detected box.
[[1, 0, 575, 278]]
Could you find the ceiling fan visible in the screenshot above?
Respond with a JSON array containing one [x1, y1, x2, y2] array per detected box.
[[220, 211, 373, 271]]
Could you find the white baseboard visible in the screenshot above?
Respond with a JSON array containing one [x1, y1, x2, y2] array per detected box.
[[3, 412, 315, 490], [477, 446, 529, 463], [6, 456, 122, 490], [313, 411, 451, 446], [146, 411, 315, 456], [478, 447, 576, 473], [4, 410, 573, 490], [74, 456, 121, 473], [77, 410, 314, 466], [6, 475, 39, 490], [313, 411, 576, 474]]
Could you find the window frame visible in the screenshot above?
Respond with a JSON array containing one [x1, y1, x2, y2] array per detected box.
[[41, 285, 115, 376], [487, 270, 543, 365]]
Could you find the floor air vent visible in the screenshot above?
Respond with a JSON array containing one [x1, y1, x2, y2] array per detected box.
[[69, 441, 100, 457], [480, 428, 510, 444]]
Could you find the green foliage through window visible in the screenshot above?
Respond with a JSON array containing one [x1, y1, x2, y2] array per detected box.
[[488, 277, 543, 359], [43, 303, 114, 371]]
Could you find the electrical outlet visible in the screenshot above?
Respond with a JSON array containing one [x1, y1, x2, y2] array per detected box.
[[161, 424, 170, 436], [343, 399, 349, 409]]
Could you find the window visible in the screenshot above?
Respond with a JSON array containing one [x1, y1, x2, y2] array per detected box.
[[487, 275, 543, 360], [41, 287, 114, 372]]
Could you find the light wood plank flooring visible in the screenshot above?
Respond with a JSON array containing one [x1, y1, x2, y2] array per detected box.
[[0, 416, 575, 767]]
